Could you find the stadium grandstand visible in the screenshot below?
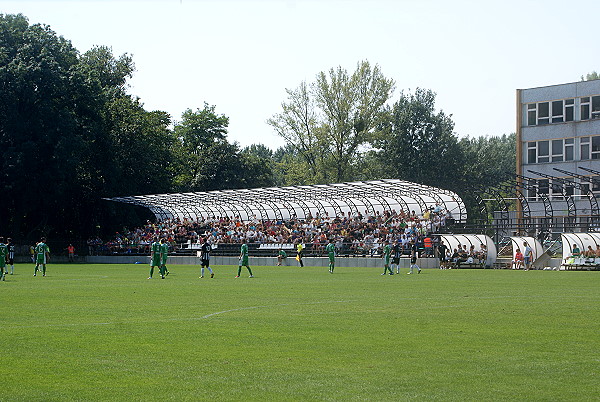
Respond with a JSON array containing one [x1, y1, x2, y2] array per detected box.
[[105, 179, 466, 223]]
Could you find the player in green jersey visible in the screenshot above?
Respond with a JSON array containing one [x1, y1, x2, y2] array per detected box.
[[0, 237, 8, 281], [236, 243, 254, 278], [277, 248, 287, 266], [34, 237, 50, 277], [325, 240, 335, 273], [160, 238, 170, 276], [148, 237, 163, 279], [382, 241, 394, 275]]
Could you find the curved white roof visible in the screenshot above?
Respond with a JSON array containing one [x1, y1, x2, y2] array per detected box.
[[561, 233, 600, 258], [509, 237, 544, 264], [439, 234, 497, 266], [106, 179, 466, 223]]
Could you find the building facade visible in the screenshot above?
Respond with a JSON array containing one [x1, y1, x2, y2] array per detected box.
[[517, 80, 600, 234]]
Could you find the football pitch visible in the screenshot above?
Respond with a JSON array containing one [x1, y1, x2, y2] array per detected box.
[[1, 263, 598, 401]]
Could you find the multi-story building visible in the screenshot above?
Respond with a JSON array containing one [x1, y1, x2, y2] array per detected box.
[[516, 80, 600, 234]]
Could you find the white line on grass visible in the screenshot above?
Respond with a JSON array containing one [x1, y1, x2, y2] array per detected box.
[[200, 300, 355, 319], [7, 295, 599, 329], [4, 300, 357, 329]]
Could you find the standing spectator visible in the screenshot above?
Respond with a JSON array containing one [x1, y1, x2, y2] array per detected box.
[[67, 244, 75, 263], [523, 241, 533, 271], [423, 236, 433, 256]]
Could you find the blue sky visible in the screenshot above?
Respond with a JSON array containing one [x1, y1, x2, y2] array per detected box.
[[2, 0, 599, 149]]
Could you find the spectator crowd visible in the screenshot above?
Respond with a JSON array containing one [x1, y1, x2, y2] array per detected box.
[[89, 205, 453, 257]]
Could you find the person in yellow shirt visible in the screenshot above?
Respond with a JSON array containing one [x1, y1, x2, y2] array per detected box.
[[296, 242, 304, 267]]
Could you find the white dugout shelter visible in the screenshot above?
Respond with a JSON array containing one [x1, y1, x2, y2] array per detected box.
[[106, 179, 466, 223], [438, 234, 497, 267], [561, 233, 600, 263], [509, 237, 546, 268]]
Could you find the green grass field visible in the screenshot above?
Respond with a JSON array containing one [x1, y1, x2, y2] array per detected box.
[[1, 263, 598, 401]]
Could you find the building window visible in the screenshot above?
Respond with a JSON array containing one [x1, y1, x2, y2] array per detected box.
[[527, 142, 536, 163], [581, 97, 590, 120], [581, 137, 590, 159], [565, 99, 575, 121], [593, 177, 600, 193], [593, 96, 600, 119], [580, 182, 590, 195], [538, 102, 550, 125], [551, 181, 563, 200], [565, 138, 574, 161], [527, 104, 536, 126], [552, 139, 563, 162], [565, 183, 574, 197], [552, 101, 564, 123], [538, 179, 549, 196], [581, 96, 600, 120], [527, 99, 575, 125], [593, 136, 600, 159], [527, 138, 585, 164], [538, 140, 549, 162]]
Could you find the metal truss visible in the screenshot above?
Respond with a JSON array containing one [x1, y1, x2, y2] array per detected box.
[[528, 170, 577, 219], [104, 179, 466, 223], [552, 168, 600, 220]]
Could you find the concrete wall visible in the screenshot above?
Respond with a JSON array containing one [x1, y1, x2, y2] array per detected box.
[[86, 255, 441, 269]]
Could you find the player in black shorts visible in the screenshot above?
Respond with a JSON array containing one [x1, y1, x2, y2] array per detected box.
[[437, 240, 448, 269], [7, 238, 15, 275], [408, 239, 421, 274], [391, 240, 402, 274], [198, 239, 214, 278]]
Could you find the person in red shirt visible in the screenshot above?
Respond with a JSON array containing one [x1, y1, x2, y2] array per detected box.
[[67, 244, 75, 263], [513, 248, 524, 270]]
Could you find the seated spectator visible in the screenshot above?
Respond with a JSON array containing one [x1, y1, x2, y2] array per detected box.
[[477, 243, 487, 261], [584, 245, 595, 259], [570, 244, 581, 259], [513, 248, 524, 270]]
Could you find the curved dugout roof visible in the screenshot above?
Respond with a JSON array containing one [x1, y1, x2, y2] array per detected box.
[[561, 233, 600, 259], [438, 234, 497, 266], [509, 237, 544, 264], [105, 179, 466, 223]]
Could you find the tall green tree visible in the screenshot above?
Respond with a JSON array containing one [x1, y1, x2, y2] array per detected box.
[[0, 14, 174, 238], [378, 88, 461, 189], [0, 14, 88, 237], [269, 61, 395, 183], [172, 105, 275, 191], [315, 61, 395, 181]]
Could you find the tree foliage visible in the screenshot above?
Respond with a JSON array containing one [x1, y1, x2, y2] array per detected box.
[[172, 105, 275, 192], [377, 88, 460, 189], [0, 13, 517, 238], [581, 71, 600, 81], [268, 61, 394, 183]]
